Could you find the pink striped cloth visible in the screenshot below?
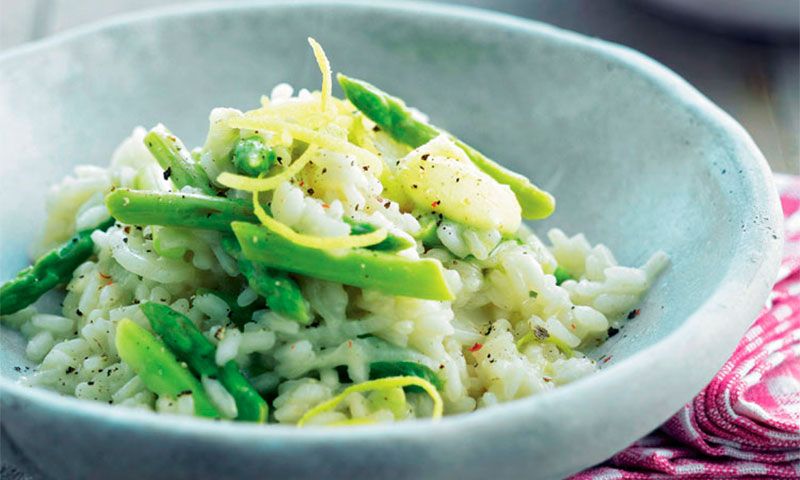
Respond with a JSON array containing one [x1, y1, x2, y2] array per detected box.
[[574, 174, 800, 480]]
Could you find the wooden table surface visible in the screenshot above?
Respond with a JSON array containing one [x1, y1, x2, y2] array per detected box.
[[1, 0, 798, 173]]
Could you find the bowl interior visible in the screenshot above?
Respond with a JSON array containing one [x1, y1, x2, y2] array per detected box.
[[0, 2, 780, 478]]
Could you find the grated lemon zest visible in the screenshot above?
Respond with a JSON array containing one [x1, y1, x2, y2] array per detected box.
[[252, 191, 388, 250], [227, 115, 383, 175], [308, 37, 332, 113], [250, 96, 337, 130], [217, 145, 319, 192], [297, 376, 443, 427]]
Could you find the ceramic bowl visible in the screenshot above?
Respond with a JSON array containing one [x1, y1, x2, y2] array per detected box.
[[0, 1, 782, 479]]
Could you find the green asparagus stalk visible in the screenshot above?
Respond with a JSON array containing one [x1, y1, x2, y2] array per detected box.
[[221, 236, 311, 324], [337, 74, 555, 220], [106, 189, 253, 231], [105, 189, 413, 252], [239, 258, 311, 324], [412, 213, 442, 248], [231, 221, 454, 301], [0, 217, 114, 316], [114, 318, 220, 418], [144, 125, 216, 195], [140, 303, 268, 422]]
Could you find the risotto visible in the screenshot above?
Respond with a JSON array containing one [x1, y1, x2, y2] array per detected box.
[[0, 39, 667, 426]]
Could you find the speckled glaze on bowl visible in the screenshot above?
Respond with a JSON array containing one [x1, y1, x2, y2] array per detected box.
[[0, 1, 782, 479]]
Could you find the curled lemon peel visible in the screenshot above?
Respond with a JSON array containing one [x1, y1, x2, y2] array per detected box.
[[252, 191, 388, 250], [217, 145, 318, 192], [307, 37, 332, 113], [297, 376, 443, 427], [226, 115, 383, 176]]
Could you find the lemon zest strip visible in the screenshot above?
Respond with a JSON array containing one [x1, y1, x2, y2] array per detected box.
[[325, 417, 378, 427], [515, 331, 534, 351], [297, 376, 443, 427], [252, 191, 388, 250], [307, 37, 332, 113], [217, 145, 318, 192]]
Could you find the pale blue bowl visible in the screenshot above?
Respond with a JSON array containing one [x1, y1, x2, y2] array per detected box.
[[0, 1, 782, 479]]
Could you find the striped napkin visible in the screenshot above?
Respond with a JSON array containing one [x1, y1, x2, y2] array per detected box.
[[574, 174, 800, 479]]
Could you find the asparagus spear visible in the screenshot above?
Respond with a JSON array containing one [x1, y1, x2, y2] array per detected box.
[[337, 74, 555, 220], [144, 125, 216, 195], [369, 361, 444, 393], [106, 189, 253, 231], [221, 236, 311, 324], [114, 318, 220, 418], [231, 221, 454, 301], [106, 189, 308, 323], [233, 136, 277, 176], [413, 213, 442, 248], [140, 303, 268, 422], [239, 259, 310, 324], [0, 217, 114, 316], [105, 189, 413, 252]]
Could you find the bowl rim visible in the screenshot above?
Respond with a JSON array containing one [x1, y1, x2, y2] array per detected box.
[[0, 0, 782, 456]]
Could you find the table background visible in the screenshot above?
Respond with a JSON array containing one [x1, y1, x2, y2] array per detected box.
[[0, 1, 798, 479], [2, 0, 798, 173]]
